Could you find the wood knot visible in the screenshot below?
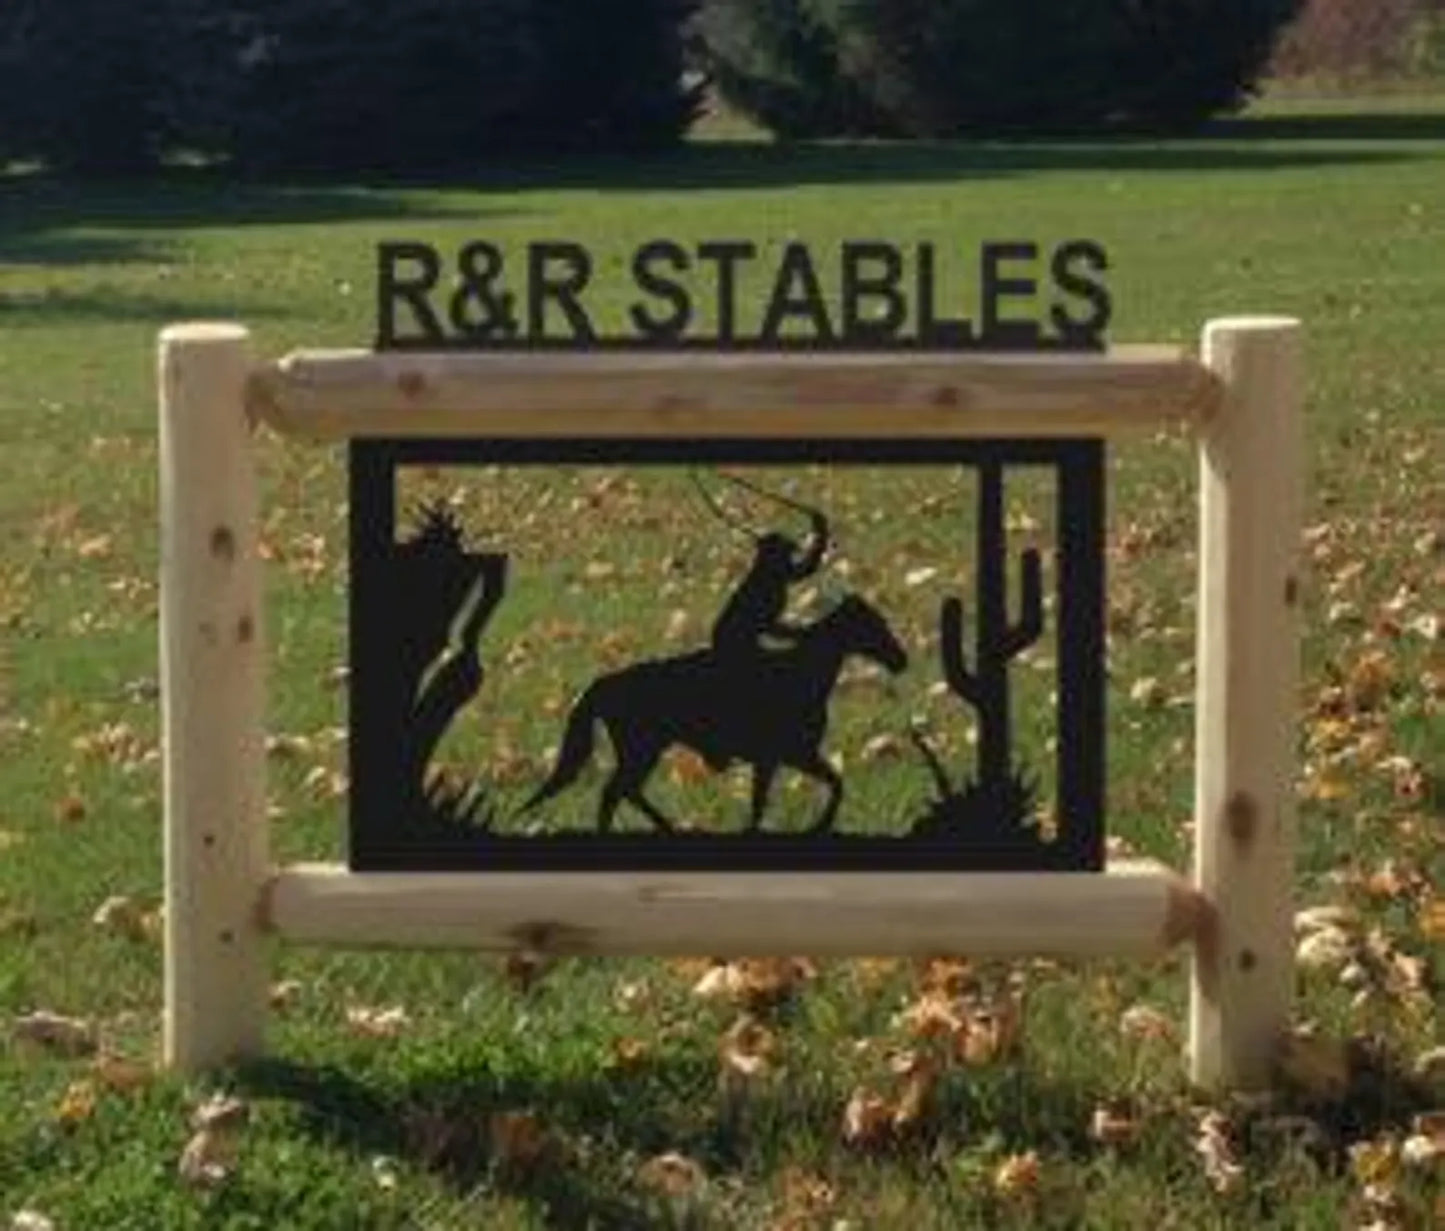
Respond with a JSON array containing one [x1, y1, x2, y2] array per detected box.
[[1225, 791, 1256, 846], [506, 920, 595, 955], [930, 385, 960, 407], [210, 525, 236, 562], [397, 370, 427, 399], [1284, 574, 1300, 606]]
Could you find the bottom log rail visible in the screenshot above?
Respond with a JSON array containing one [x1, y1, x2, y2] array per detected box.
[[260, 859, 1209, 960]]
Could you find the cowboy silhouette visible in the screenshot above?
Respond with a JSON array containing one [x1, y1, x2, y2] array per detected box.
[[709, 496, 830, 660]]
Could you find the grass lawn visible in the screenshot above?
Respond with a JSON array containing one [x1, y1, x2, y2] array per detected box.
[[1, 94, 1443, 1228]]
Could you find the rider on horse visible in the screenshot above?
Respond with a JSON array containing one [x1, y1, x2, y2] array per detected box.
[[710, 506, 830, 661]]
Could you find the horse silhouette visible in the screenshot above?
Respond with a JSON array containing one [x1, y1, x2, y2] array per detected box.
[[521, 593, 908, 834]]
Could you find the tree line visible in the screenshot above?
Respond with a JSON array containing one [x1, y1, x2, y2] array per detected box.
[[0, 0, 1301, 177]]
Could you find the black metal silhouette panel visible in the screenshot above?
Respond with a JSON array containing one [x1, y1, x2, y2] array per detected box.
[[347, 439, 1104, 872]]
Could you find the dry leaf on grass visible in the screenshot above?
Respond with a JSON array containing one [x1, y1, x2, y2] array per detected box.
[[993, 1151, 1041, 1199], [693, 958, 816, 1010], [1276, 1027, 1352, 1102], [1401, 1111, 1445, 1167], [193, 1094, 249, 1132], [1118, 1003, 1176, 1043], [1195, 1111, 1244, 1194], [178, 1128, 239, 1189], [9, 1212, 56, 1231], [489, 1111, 550, 1172], [55, 1079, 98, 1127], [1296, 926, 1356, 973], [268, 980, 303, 1011], [92, 1053, 152, 1094], [1089, 1100, 1141, 1147], [92, 895, 149, 942], [345, 1005, 410, 1038], [637, 1151, 707, 1200], [777, 1166, 836, 1223], [12, 1010, 96, 1056], [53, 794, 86, 824], [719, 1015, 775, 1081], [889, 1051, 939, 1131], [842, 1087, 894, 1149], [501, 950, 553, 992]]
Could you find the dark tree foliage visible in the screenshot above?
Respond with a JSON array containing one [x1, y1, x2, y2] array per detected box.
[[0, 0, 180, 174], [198, 0, 705, 173], [0, 0, 703, 176], [697, 0, 1305, 138]]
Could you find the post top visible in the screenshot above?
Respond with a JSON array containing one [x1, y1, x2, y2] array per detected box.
[[160, 321, 251, 344], [1203, 315, 1301, 335]]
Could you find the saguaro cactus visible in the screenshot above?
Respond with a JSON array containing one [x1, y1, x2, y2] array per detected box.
[[940, 459, 1044, 787]]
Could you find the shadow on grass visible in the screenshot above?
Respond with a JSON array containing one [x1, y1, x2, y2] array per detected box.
[[234, 1051, 1106, 1228], [0, 171, 515, 268], [0, 287, 298, 328], [0, 120, 1430, 240], [1202, 109, 1445, 142]]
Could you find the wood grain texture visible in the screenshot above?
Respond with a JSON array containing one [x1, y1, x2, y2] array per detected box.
[[1189, 316, 1304, 1090], [159, 323, 270, 1073], [247, 346, 1222, 442], [261, 860, 1202, 959]]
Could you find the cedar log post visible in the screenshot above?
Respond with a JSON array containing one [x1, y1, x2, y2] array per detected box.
[[1189, 316, 1304, 1089], [160, 323, 269, 1072]]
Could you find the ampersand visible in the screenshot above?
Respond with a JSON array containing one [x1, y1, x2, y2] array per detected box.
[[448, 241, 519, 341]]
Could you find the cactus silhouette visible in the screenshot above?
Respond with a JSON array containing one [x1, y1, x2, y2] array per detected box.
[[939, 459, 1043, 787]]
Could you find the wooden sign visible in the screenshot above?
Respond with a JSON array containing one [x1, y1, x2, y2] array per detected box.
[[158, 310, 1303, 1098]]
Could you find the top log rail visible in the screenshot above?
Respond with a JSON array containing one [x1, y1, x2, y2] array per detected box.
[[247, 346, 1222, 442]]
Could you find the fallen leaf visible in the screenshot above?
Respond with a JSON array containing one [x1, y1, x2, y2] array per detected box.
[[92, 895, 148, 941], [993, 1151, 1041, 1199], [489, 1111, 549, 1172], [1398, 1110, 1445, 1164], [53, 794, 86, 823], [1129, 676, 1165, 707], [1294, 904, 1360, 935], [692, 958, 814, 1010], [345, 1005, 410, 1038], [719, 1014, 775, 1080], [1277, 1028, 1351, 1102], [92, 1053, 152, 1094], [268, 980, 303, 1010], [1118, 1003, 1176, 1043], [193, 1094, 248, 1132], [1089, 1100, 1140, 1147], [842, 1087, 894, 1149], [9, 1212, 56, 1231], [1349, 1136, 1400, 1187], [178, 1128, 238, 1188], [1296, 926, 1355, 973], [1195, 1110, 1244, 1194], [607, 1036, 651, 1070], [904, 566, 938, 587], [890, 1051, 938, 1131], [55, 1078, 98, 1127], [637, 1151, 707, 1199], [12, 1011, 96, 1056], [501, 950, 553, 992]]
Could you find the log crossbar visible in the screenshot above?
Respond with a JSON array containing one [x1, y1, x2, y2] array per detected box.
[[262, 860, 1206, 959], [161, 317, 1302, 1093], [246, 345, 1222, 442]]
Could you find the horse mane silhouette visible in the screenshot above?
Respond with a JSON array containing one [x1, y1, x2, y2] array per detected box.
[[521, 593, 908, 834]]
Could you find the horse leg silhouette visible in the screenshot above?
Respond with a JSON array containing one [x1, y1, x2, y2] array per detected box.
[[598, 729, 674, 834], [789, 751, 844, 833], [748, 762, 778, 832]]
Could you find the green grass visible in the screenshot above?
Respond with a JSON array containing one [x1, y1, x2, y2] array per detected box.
[[2, 94, 1444, 1227]]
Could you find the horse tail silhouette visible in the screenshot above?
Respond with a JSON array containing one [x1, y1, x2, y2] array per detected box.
[[519, 684, 601, 813]]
